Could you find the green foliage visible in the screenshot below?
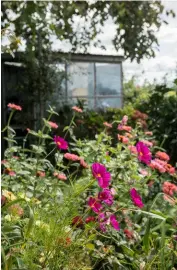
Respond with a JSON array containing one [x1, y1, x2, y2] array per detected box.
[[1, 1, 175, 62], [1, 105, 177, 270]]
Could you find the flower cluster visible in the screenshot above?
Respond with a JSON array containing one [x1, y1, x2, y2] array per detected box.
[[162, 182, 177, 197], [87, 163, 120, 232], [149, 151, 175, 174]]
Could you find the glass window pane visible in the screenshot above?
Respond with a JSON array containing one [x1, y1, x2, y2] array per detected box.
[[96, 63, 121, 95], [96, 97, 122, 109]]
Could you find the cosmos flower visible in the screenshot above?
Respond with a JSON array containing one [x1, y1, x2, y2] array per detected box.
[[88, 197, 102, 213], [110, 215, 120, 231], [54, 136, 68, 150], [91, 163, 111, 189], [136, 141, 151, 164], [130, 188, 144, 208], [98, 189, 114, 206]]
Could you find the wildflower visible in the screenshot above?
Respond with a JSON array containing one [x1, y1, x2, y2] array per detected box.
[[72, 216, 83, 227], [64, 153, 80, 161], [130, 188, 144, 208], [145, 131, 153, 136], [88, 197, 102, 213], [98, 189, 114, 206], [80, 158, 89, 168], [141, 140, 153, 147], [155, 151, 170, 161], [154, 158, 167, 167], [103, 122, 112, 128], [72, 106, 83, 113], [36, 171, 45, 177], [48, 121, 58, 129], [110, 215, 120, 231], [118, 125, 132, 132], [58, 173, 67, 180], [162, 182, 177, 197], [8, 103, 22, 111], [124, 229, 134, 239], [136, 141, 151, 164], [8, 204, 24, 217], [85, 216, 95, 223], [149, 160, 166, 173], [139, 169, 148, 176], [165, 164, 175, 175], [118, 134, 129, 144], [128, 145, 138, 154], [9, 171, 16, 177], [92, 163, 111, 189], [54, 136, 68, 150]]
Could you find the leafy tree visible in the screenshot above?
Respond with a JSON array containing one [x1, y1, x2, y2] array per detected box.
[[1, 1, 175, 62]]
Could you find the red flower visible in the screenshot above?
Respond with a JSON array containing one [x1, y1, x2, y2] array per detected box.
[[92, 163, 111, 189], [85, 216, 95, 223], [72, 106, 83, 113], [64, 153, 80, 161], [8, 103, 22, 111], [136, 141, 151, 164], [54, 136, 68, 150], [130, 188, 144, 208]]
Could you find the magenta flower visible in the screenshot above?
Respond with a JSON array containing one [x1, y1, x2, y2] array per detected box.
[[54, 136, 68, 150], [88, 197, 102, 213], [98, 189, 114, 206], [92, 163, 111, 189], [130, 188, 144, 208], [136, 141, 151, 164], [110, 215, 120, 231]]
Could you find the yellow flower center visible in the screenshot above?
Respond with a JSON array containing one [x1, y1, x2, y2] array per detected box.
[[57, 142, 61, 146], [139, 152, 143, 156], [97, 173, 101, 178]]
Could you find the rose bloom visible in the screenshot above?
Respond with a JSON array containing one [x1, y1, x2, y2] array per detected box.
[[155, 151, 170, 161], [103, 122, 112, 128], [8, 103, 22, 111], [64, 153, 80, 161], [72, 106, 83, 113], [48, 121, 58, 129], [145, 131, 153, 136], [130, 188, 144, 208], [118, 134, 129, 144], [92, 163, 111, 189], [80, 158, 89, 168], [58, 173, 67, 180], [54, 136, 68, 150]]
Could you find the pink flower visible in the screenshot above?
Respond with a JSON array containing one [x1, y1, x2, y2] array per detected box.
[[98, 189, 114, 206], [36, 171, 45, 177], [8, 103, 22, 111], [118, 125, 132, 132], [26, 128, 30, 133], [118, 135, 129, 144], [110, 188, 116, 195], [88, 197, 102, 213], [72, 106, 83, 113], [64, 153, 80, 161], [80, 159, 89, 168], [103, 122, 112, 128], [165, 164, 176, 175], [1, 160, 7, 165], [162, 182, 177, 197], [110, 215, 120, 231], [145, 131, 153, 136], [130, 188, 144, 208], [163, 194, 175, 205], [136, 141, 151, 164], [141, 140, 153, 147], [48, 121, 58, 129], [139, 169, 148, 176], [149, 160, 166, 173], [122, 115, 128, 125], [124, 229, 134, 239], [54, 136, 68, 150], [9, 171, 16, 177], [58, 173, 67, 180], [92, 163, 111, 189], [128, 145, 138, 155], [155, 151, 170, 161]]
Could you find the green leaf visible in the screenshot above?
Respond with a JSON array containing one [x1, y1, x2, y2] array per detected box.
[[143, 219, 151, 254], [25, 205, 34, 238], [85, 243, 95, 250]]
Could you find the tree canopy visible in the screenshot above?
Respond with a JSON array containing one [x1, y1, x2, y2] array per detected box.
[[1, 1, 175, 62]]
